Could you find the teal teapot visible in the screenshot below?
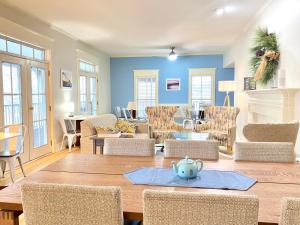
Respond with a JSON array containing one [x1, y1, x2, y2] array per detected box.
[[172, 156, 203, 179]]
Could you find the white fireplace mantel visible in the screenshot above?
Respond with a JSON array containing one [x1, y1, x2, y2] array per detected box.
[[245, 88, 300, 123]]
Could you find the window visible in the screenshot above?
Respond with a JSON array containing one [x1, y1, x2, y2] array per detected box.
[[134, 70, 158, 118], [79, 60, 95, 73], [189, 68, 215, 108], [0, 38, 6, 51], [22, 45, 33, 58], [0, 35, 46, 61], [79, 60, 97, 115]]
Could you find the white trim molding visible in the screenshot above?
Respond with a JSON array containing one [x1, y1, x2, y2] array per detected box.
[[188, 68, 216, 107]]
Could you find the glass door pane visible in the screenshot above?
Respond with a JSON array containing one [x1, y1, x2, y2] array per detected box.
[[1, 62, 22, 125], [31, 67, 47, 148], [79, 76, 87, 113], [89, 77, 97, 115]]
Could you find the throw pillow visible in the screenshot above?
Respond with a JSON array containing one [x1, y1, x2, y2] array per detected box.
[[95, 126, 119, 135], [115, 120, 136, 133]]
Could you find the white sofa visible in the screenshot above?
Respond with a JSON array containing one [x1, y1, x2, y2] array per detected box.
[[80, 114, 149, 154], [80, 114, 117, 154]]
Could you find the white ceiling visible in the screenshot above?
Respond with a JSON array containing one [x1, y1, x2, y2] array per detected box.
[[1, 0, 269, 56]]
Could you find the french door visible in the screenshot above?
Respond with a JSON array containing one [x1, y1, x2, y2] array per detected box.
[[28, 61, 51, 159], [0, 54, 51, 162]]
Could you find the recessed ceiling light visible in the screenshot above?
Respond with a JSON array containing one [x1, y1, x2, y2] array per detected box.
[[215, 8, 225, 16], [224, 5, 235, 13], [215, 5, 235, 16]]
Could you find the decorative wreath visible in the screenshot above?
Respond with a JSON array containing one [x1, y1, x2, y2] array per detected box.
[[250, 28, 280, 85]]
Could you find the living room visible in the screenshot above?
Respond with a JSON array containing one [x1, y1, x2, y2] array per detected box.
[[0, 0, 300, 224]]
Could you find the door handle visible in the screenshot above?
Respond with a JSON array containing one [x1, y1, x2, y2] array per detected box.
[[29, 107, 34, 110]]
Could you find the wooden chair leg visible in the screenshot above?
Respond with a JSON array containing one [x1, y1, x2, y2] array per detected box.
[[0, 161, 6, 178], [7, 157, 16, 183], [0, 210, 22, 225], [16, 156, 26, 178]]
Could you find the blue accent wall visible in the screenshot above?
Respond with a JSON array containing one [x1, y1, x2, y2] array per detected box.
[[110, 55, 234, 111]]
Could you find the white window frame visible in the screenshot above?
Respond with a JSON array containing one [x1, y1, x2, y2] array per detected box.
[[0, 34, 46, 62], [78, 60, 98, 115], [134, 69, 159, 118], [189, 68, 216, 107]]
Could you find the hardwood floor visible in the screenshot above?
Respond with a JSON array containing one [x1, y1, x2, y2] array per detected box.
[[0, 148, 79, 187], [0, 148, 78, 225]]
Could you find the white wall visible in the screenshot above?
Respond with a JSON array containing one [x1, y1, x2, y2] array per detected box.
[[0, 3, 111, 151], [224, 0, 300, 156]]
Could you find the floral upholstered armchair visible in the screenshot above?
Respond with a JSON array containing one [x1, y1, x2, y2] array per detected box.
[[146, 106, 183, 144], [195, 106, 240, 153]]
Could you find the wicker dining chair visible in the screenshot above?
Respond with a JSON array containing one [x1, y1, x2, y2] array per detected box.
[[234, 142, 295, 163], [280, 197, 300, 225], [21, 183, 123, 225], [164, 140, 219, 160], [103, 138, 155, 156], [0, 124, 27, 183], [143, 190, 259, 225]]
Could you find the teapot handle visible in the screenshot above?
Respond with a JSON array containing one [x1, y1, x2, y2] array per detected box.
[[196, 160, 203, 172]]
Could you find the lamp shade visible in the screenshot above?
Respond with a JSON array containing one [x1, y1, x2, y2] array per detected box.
[[127, 101, 136, 110], [65, 102, 75, 112], [218, 81, 236, 92]]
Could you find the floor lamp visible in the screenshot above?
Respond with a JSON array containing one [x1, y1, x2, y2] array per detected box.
[[127, 101, 136, 119], [218, 81, 236, 107]]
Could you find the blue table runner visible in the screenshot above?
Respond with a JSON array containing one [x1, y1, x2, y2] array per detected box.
[[124, 167, 256, 191]]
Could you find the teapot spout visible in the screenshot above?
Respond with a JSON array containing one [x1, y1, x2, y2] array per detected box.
[[172, 161, 178, 173]]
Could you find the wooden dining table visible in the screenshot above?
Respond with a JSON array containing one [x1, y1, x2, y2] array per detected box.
[[0, 154, 300, 225]]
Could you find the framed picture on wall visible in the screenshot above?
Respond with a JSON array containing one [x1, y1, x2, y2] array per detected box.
[[166, 79, 180, 91], [61, 69, 73, 89], [244, 77, 256, 90]]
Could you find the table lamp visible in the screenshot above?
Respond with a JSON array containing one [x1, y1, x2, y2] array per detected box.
[[127, 101, 136, 119], [65, 102, 75, 117], [218, 81, 236, 107]]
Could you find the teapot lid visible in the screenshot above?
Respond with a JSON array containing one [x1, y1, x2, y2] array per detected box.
[[180, 155, 194, 164]]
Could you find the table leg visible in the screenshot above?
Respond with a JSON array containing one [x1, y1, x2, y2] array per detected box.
[[0, 210, 22, 225], [93, 140, 96, 155]]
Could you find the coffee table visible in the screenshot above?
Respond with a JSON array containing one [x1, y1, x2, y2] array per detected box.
[[91, 133, 139, 155], [91, 133, 125, 154], [172, 131, 209, 140], [156, 131, 210, 152]]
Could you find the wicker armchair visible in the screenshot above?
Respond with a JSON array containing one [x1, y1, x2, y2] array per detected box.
[[103, 138, 155, 156], [164, 140, 219, 160], [234, 142, 295, 163], [143, 190, 259, 225], [21, 183, 123, 225], [243, 121, 299, 145], [280, 198, 300, 225], [146, 106, 183, 144], [195, 106, 240, 153]]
